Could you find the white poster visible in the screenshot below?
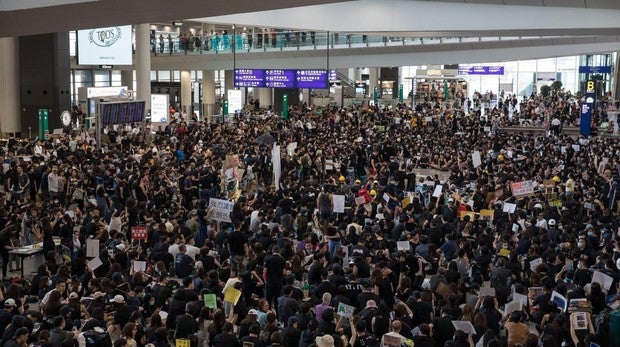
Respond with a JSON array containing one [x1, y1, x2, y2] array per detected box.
[[592, 271, 614, 292], [432, 185, 443, 198], [86, 239, 100, 258], [472, 151, 482, 168], [502, 203, 517, 213], [337, 302, 355, 318], [207, 198, 234, 223], [77, 25, 133, 65], [332, 195, 345, 213], [227, 89, 243, 115], [87, 257, 103, 270], [150, 94, 169, 123], [451, 321, 476, 334], [272, 144, 281, 190], [286, 142, 298, 157], [397, 241, 410, 251], [132, 260, 147, 273]]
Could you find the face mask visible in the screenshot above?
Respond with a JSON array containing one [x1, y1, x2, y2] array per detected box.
[[578, 242, 585, 249], [48, 279, 53, 286], [587, 232, 594, 237]]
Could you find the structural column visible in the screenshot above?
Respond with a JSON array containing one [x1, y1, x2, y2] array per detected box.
[[135, 24, 151, 111], [202, 70, 215, 121], [257, 88, 273, 107], [180, 70, 192, 116], [368, 67, 379, 98], [224, 70, 234, 95], [120, 70, 133, 90], [0, 37, 20, 133]]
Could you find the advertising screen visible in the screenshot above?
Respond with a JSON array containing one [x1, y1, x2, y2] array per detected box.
[[234, 69, 265, 87], [265, 69, 295, 88], [77, 25, 133, 65], [296, 70, 328, 89]]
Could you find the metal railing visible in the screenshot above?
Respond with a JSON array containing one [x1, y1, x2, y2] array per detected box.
[[149, 31, 555, 56]]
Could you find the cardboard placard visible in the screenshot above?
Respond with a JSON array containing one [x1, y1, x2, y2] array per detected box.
[[132, 260, 147, 273], [208, 198, 234, 223], [397, 241, 410, 251], [337, 302, 355, 318], [86, 239, 99, 258], [480, 286, 496, 297], [503, 203, 517, 213], [176, 339, 190, 347], [87, 257, 103, 270], [204, 294, 217, 309], [451, 320, 476, 334], [333, 195, 345, 213], [505, 300, 523, 315], [224, 287, 242, 305], [432, 185, 443, 198], [529, 258, 543, 271], [472, 151, 482, 168], [513, 292, 528, 306], [511, 180, 535, 198]]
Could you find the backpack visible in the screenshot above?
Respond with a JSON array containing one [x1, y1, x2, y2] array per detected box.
[[82, 330, 112, 347]]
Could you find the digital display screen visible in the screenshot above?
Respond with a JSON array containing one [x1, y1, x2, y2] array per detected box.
[[127, 102, 136, 123], [101, 104, 111, 126], [265, 69, 296, 88], [77, 25, 133, 65], [110, 103, 120, 124], [119, 103, 129, 123], [134, 102, 144, 122]]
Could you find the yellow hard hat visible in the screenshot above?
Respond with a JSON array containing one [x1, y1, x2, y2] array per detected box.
[[497, 154, 504, 161], [370, 189, 377, 196], [339, 176, 345, 182], [553, 176, 561, 182], [355, 179, 361, 184]]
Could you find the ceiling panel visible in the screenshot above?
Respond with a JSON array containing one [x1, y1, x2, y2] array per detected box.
[[586, 0, 620, 9], [502, 0, 543, 6], [543, 0, 585, 8]]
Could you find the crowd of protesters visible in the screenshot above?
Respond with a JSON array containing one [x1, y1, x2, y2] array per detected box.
[[1, 97, 620, 347]]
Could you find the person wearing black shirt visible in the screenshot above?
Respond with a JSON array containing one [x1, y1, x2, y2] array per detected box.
[[263, 246, 286, 309], [228, 223, 249, 276], [212, 322, 240, 347], [174, 303, 198, 340]]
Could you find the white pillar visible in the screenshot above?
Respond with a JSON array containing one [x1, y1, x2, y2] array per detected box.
[[0, 37, 20, 133], [257, 88, 272, 107], [135, 24, 151, 111], [181, 70, 192, 116], [202, 70, 215, 121]]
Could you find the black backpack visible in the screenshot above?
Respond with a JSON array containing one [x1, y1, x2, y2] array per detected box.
[[83, 330, 112, 347]]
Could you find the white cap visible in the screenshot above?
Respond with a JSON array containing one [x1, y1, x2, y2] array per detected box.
[[109, 295, 125, 304], [549, 219, 556, 226], [534, 203, 543, 209]]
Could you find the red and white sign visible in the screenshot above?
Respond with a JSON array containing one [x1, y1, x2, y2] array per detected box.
[[131, 226, 147, 240]]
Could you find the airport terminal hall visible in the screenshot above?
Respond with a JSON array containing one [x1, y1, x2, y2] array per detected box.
[[3, 0, 620, 347]]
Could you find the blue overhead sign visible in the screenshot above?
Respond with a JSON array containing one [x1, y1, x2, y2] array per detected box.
[[458, 65, 504, 75], [579, 66, 612, 74]]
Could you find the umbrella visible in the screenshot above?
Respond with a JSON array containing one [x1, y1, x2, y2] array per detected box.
[[256, 133, 275, 145]]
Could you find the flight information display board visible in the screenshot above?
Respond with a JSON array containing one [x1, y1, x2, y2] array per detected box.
[[233, 69, 328, 89], [100, 101, 146, 126]]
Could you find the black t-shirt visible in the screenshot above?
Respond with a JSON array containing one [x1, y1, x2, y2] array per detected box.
[[228, 230, 248, 257], [174, 313, 198, 339], [264, 254, 286, 283]]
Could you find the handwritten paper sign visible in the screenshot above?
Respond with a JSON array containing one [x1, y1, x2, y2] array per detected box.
[[503, 203, 517, 213], [505, 300, 523, 315], [452, 320, 476, 334], [397, 241, 410, 251], [530, 258, 543, 271], [131, 226, 148, 240], [511, 180, 535, 198], [480, 286, 496, 297], [333, 195, 345, 213], [204, 294, 217, 309], [432, 185, 443, 198], [132, 260, 147, 273], [86, 239, 99, 258], [472, 151, 482, 168], [87, 257, 103, 271], [224, 287, 242, 305], [208, 198, 234, 223], [513, 292, 528, 306], [337, 302, 355, 318], [175, 339, 190, 347], [592, 271, 614, 292]]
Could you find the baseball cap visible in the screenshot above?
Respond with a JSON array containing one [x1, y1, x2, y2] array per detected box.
[[315, 334, 334, 347], [548, 219, 556, 226], [534, 203, 543, 209], [248, 309, 259, 315], [4, 298, 16, 307], [110, 294, 125, 304]]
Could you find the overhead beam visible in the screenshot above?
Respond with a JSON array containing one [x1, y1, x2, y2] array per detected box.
[[142, 36, 620, 70], [196, 0, 620, 33], [0, 0, 348, 38]]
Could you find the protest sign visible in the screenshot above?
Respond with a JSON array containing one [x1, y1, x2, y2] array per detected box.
[[131, 226, 147, 240], [333, 195, 345, 213], [204, 294, 217, 309], [208, 198, 234, 223], [224, 287, 242, 305], [86, 239, 99, 258], [511, 180, 535, 198], [337, 302, 355, 318]]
